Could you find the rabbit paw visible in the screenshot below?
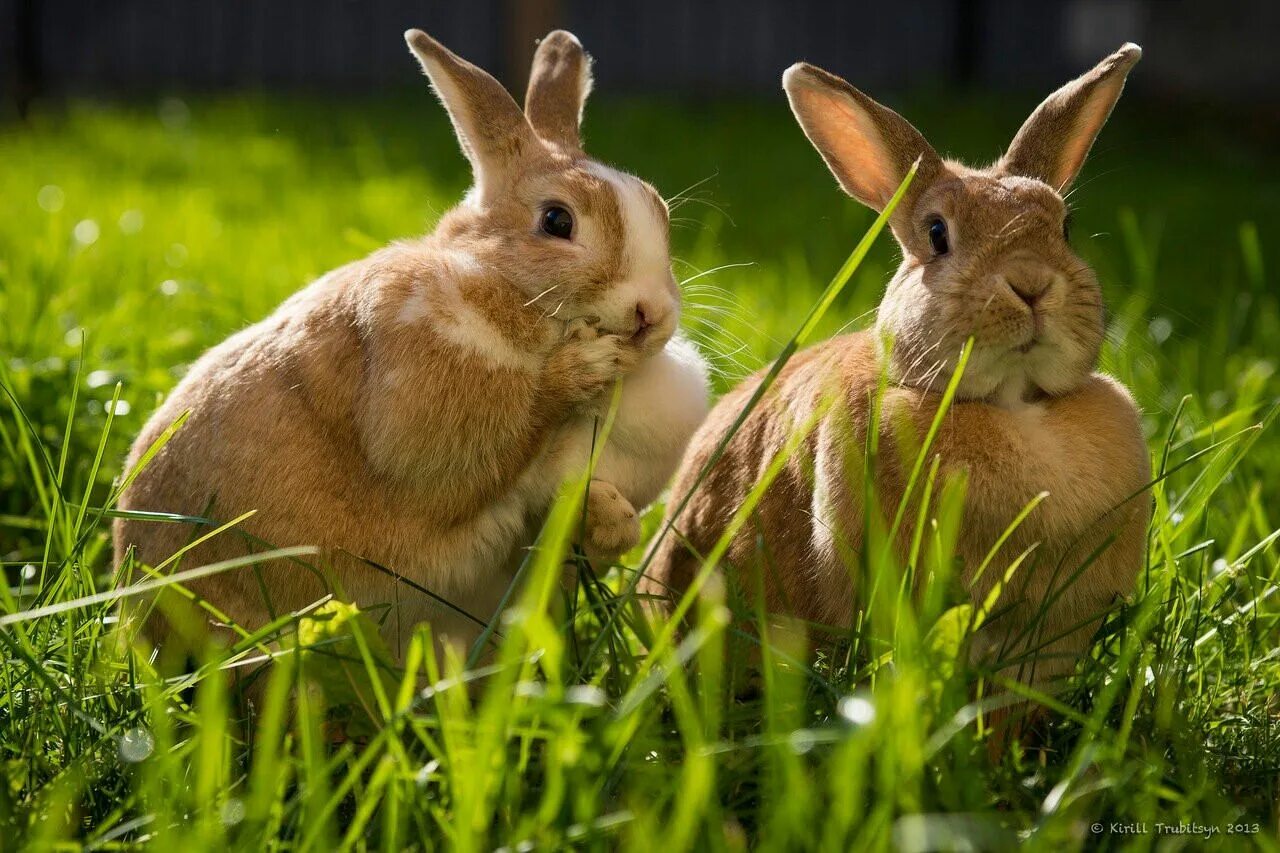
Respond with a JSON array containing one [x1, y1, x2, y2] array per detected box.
[[582, 480, 641, 561], [563, 314, 602, 342], [549, 317, 640, 407]]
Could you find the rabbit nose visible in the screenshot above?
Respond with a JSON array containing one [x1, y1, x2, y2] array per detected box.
[[634, 299, 669, 333], [1008, 279, 1047, 308]]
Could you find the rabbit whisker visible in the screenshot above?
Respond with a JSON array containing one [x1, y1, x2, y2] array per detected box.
[[523, 284, 560, 308], [664, 172, 719, 207], [540, 298, 568, 321], [670, 195, 736, 225], [680, 262, 755, 287]]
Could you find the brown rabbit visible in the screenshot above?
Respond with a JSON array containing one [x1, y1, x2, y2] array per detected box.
[[114, 29, 709, 659], [645, 46, 1151, 708]]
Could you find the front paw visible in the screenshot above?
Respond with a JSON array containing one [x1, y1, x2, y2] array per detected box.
[[549, 318, 640, 406], [582, 480, 641, 562]]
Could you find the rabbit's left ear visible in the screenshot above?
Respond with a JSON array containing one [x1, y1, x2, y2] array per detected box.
[[524, 30, 593, 151], [405, 29, 535, 203], [783, 62, 940, 212], [1000, 43, 1142, 192]]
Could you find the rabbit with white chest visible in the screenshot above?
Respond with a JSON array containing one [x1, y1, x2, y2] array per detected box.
[[647, 46, 1152, 713], [114, 30, 709, 657]]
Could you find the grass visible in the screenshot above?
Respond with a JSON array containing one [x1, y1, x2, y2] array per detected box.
[[1, 90, 1279, 849]]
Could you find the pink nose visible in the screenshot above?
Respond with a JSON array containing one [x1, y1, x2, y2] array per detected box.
[[635, 301, 655, 332]]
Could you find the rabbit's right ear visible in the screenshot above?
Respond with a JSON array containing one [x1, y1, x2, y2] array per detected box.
[[524, 30, 593, 152], [783, 63, 939, 211], [999, 44, 1141, 192], [405, 29, 535, 203]]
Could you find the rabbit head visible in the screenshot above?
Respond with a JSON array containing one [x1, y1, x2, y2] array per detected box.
[[405, 29, 679, 353], [784, 44, 1142, 404]]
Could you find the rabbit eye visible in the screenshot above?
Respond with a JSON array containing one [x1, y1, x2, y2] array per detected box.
[[540, 206, 574, 240], [1062, 211, 1074, 242], [927, 217, 949, 255]]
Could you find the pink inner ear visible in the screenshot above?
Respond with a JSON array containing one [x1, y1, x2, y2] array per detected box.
[[1054, 85, 1120, 191], [796, 87, 895, 207]]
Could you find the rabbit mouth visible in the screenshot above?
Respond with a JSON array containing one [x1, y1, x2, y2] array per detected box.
[[630, 324, 675, 356], [1013, 314, 1047, 354], [629, 310, 677, 351]]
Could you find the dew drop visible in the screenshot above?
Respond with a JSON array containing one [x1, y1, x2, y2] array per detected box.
[[837, 694, 876, 726], [86, 369, 114, 388], [118, 209, 145, 234], [74, 219, 100, 246], [37, 185, 65, 213], [1148, 316, 1172, 344], [788, 729, 818, 754], [415, 759, 440, 787], [118, 727, 155, 763], [565, 685, 606, 707], [160, 279, 180, 296], [220, 798, 245, 826]]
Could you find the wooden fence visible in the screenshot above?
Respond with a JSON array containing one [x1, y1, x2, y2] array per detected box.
[[3, 0, 1277, 112]]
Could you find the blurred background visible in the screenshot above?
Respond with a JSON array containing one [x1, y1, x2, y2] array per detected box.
[[4, 0, 1280, 104]]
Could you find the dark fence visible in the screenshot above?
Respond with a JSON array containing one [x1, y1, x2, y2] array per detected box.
[[4, 0, 1278, 110]]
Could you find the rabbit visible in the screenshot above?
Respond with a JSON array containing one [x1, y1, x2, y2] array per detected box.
[[644, 45, 1151, 721], [113, 29, 709, 662]]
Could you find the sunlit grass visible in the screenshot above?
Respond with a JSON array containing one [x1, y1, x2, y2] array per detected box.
[[1, 94, 1278, 848]]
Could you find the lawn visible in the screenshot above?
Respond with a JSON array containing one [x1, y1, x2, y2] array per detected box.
[[1, 90, 1278, 849]]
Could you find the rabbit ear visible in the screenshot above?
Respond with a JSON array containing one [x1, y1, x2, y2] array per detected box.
[[783, 63, 940, 211], [1000, 44, 1142, 192], [525, 30, 593, 151], [405, 29, 535, 202]]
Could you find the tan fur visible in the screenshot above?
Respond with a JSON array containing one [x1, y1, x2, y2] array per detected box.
[[114, 29, 709, 660], [646, 46, 1150, 697]]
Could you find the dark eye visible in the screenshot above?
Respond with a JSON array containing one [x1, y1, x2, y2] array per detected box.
[[1062, 211, 1074, 242], [540, 205, 574, 240], [927, 217, 949, 255]]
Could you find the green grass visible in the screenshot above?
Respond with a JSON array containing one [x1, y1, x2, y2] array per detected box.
[[2, 91, 1279, 849]]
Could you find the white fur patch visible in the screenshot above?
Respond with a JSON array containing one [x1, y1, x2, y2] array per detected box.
[[439, 248, 482, 278], [396, 285, 431, 326], [394, 260, 539, 372], [585, 162, 677, 331], [588, 163, 668, 278], [432, 281, 539, 372], [809, 422, 839, 564]]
